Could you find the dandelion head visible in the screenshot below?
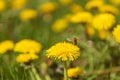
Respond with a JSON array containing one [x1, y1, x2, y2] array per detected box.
[[99, 5, 118, 15], [59, 0, 73, 5], [52, 18, 69, 33], [46, 42, 80, 61], [64, 14, 72, 22], [110, 0, 120, 6], [16, 53, 38, 63], [93, 13, 115, 30], [0, 40, 14, 54], [98, 30, 110, 40], [0, 0, 6, 12], [70, 12, 93, 24], [67, 67, 83, 78], [85, 0, 104, 11], [20, 9, 37, 21], [14, 39, 42, 54], [86, 26, 95, 37], [112, 25, 120, 43], [39, 2, 58, 14], [11, 0, 27, 10], [69, 4, 83, 14]]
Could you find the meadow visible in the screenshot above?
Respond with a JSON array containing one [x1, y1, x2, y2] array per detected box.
[[0, 0, 120, 80]]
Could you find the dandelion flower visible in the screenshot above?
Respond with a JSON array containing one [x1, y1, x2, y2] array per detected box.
[[20, 9, 37, 21], [69, 4, 83, 13], [85, 0, 104, 10], [93, 13, 115, 30], [16, 53, 30, 63], [52, 18, 69, 33], [86, 26, 95, 37], [64, 14, 72, 22], [0, 0, 6, 12], [14, 39, 42, 54], [110, 0, 120, 6], [0, 40, 14, 54], [11, 0, 27, 10], [99, 5, 118, 15], [98, 30, 110, 40], [70, 12, 93, 24], [16, 53, 38, 63], [59, 0, 73, 5], [39, 2, 58, 14], [46, 42, 80, 61], [112, 25, 120, 43], [67, 67, 83, 78]]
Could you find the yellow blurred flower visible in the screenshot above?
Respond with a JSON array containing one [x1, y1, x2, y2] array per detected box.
[[46, 42, 80, 61], [0, 40, 14, 54], [89, 0, 105, 1], [52, 18, 69, 33], [98, 30, 110, 40], [93, 13, 115, 30], [0, 0, 6, 12], [86, 26, 95, 37], [110, 0, 120, 6], [64, 14, 72, 21], [29, 53, 38, 60], [69, 4, 83, 13], [90, 0, 104, 1], [59, 0, 73, 5], [11, 0, 27, 9], [16, 53, 38, 63], [14, 39, 42, 54], [112, 25, 120, 43], [85, 0, 104, 10], [70, 12, 93, 24], [99, 5, 118, 15], [67, 67, 83, 78], [19, 9, 37, 21], [39, 2, 58, 14]]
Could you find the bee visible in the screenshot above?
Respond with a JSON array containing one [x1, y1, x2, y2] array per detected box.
[[73, 37, 77, 45]]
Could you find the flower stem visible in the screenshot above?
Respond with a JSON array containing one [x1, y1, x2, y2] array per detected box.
[[29, 69, 35, 80], [63, 61, 68, 80], [31, 64, 42, 80]]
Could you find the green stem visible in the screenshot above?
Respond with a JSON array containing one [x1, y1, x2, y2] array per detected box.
[[64, 61, 68, 80], [29, 69, 35, 80], [31, 64, 42, 80]]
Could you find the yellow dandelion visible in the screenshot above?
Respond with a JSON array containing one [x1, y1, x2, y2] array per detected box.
[[69, 4, 83, 13], [0, 0, 6, 12], [46, 42, 80, 61], [14, 39, 42, 54], [39, 2, 58, 14], [112, 25, 120, 43], [29, 53, 38, 60], [0, 40, 14, 54], [92, 13, 115, 30], [16, 53, 31, 63], [70, 12, 93, 24], [85, 0, 104, 11], [86, 26, 95, 37], [67, 67, 83, 78], [89, 0, 104, 1], [11, 0, 27, 10], [52, 18, 69, 33], [98, 30, 110, 40], [16, 53, 38, 63], [64, 14, 72, 22], [99, 5, 118, 15], [59, 0, 73, 5], [19, 9, 37, 21], [110, 0, 120, 6]]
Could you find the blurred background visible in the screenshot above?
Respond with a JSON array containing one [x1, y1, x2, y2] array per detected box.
[[0, 0, 120, 80]]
